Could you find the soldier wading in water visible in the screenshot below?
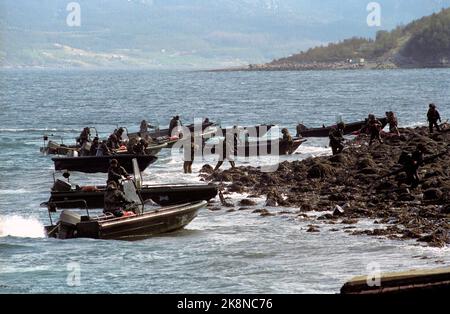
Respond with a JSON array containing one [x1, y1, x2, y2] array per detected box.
[[281, 128, 294, 154], [214, 127, 239, 171]]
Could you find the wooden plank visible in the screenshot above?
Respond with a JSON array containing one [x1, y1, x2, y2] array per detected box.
[[341, 267, 450, 294]]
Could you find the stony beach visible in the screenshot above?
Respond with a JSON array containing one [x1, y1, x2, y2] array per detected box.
[[201, 125, 450, 247]]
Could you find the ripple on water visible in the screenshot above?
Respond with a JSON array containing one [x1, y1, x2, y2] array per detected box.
[[1, 69, 450, 293]]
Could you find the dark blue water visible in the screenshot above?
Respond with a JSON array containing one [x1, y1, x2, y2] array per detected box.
[[1, 69, 449, 293]]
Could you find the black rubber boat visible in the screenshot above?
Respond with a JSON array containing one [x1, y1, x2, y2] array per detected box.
[[42, 140, 166, 156], [45, 202, 206, 240], [296, 117, 388, 138], [129, 121, 216, 139], [45, 181, 218, 209], [204, 137, 306, 157], [52, 154, 157, 173], [220, 124, 275, 137], [44, 180, 207, 240], [40, 140, 79, 155]]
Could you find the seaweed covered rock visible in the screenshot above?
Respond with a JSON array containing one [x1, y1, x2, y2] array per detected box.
[[200, 164, 214, 174], [239, 199, 257, 206], [423, 188, 443, 201], [204, 125, 450, 247], [307, 161, 336, 179]]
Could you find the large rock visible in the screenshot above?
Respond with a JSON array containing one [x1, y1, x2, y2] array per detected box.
[[228, 182, 246, 193], [200, 164, 214, 174], [306, 225, 320, 233], [239, 199, 257, 206], [358, 167, 378, 175], [440, 205, 450, 214], [356, 158, 376, 171], [423, 188, 443, 201], [307, 162, 336, 179], [333, 205, 345, 216]]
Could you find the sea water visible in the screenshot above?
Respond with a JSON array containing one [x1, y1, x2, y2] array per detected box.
[[0, 69, 449, 293]]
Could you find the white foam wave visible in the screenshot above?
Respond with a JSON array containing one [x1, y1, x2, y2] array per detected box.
[[0, 189, 29, 195], [0, 128, 79, 133], [0, 215, 45, 238], [298, 145, 331, 157], [400, 122, 427, 128]]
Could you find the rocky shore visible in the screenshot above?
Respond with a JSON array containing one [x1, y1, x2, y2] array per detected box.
[[209, 60, 397, 72], [200, 126, 450, 247]]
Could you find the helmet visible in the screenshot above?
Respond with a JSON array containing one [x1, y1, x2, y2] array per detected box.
[[107, 181, 118, 190]]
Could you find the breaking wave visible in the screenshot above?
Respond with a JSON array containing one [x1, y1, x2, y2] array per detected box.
[[0, 215, 45, 238], [0, 128, 79, 133], [0, 189, 29, 195]]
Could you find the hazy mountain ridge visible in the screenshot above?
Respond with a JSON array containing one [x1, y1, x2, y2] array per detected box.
[[1, 0, 449, 69], [261, 7, 450, 70]]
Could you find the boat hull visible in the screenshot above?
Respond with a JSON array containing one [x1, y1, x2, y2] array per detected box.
[[47, 184, 218, 209], [297, 118, 388, 138], [41, 141, 79, 155], [220, 124, 274, 137], [46, 202, 205, 240], [204, 138, 306, 157], [52, 155, 157, 173], [129, 122, 216, 139], [43, 141, 164, 157]]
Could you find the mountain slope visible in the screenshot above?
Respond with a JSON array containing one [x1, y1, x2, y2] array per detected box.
[[266, 8, 450, 69], [1, 0, 449, 68]]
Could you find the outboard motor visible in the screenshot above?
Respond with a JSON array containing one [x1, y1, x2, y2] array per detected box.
[[52, 179, 72, 192], [57, 210, 81, 239], [122, 179, 144, 215]]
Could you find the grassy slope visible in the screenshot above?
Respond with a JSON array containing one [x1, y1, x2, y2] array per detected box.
[[269, 8, 450, 68]]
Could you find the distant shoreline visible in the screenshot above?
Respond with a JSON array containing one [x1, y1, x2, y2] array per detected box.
[[208, 61, 450, 72]]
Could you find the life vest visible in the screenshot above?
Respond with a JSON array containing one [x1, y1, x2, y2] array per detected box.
[[81, 186, 99, 192]]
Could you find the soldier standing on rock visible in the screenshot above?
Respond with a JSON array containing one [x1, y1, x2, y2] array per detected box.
[[214, 127, 239, 171], [367, 114, 383, 146], [329, 122, 345, 155], [427, 103, 441, 134], [386, 111, 400, 136], [398, 144, 426, 188]]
